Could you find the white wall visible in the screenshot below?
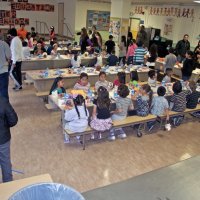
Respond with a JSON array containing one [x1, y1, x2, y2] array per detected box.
[[75, 0, 111, 31], [0, 0, 58, 33], [131, 5, 200, 47]]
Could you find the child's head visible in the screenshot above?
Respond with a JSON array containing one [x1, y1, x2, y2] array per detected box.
[[109, 35, 113, 40], [88, 30, 92, 35], [22, 41, 28, 47], [73, 95, 87, 119], [99, 71, 106, 82], [53, 43, 58, 50], [26, 32, 31, 39], [157, 86, 166, 96], [121, 35, 126, 46], [111, 50, 115, 55], [130, 70, 139, 82], [186, 50, 193, 59], [189, 80, 196, 92], [97, 86, 110, 109], [168, 47, 174, 54], [31, 27, 35, 31], [140, 84, 153, 107], [49, 77, 64, 95], [117, 72, 126, 84], [79, 72, 88, 86], [137, 40, 143, 47], [165, 68, 173, 77], [148, 70, 156, 80], [37, 42, 42, 50], [172, 81, 182, 94], [117, 84, 130, 98]]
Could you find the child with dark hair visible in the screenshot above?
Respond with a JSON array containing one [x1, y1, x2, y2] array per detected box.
[[186, 81, 200, 109], [113, 72, 126, 87], [162, 68, 173, 83], [164, 47, 177, 72], [110, 84, 134, 140], [71, 54, 81, 68], [74, 72, 90, 92], [90, 86, 112, 134], [119, 35, 127, 65], [49, 77, 65, 95], [126, 39, 137, 65], [169, 81, 190, 126], [47, 41, 54, 55], [105, 35, 115, 54], [22, 41, 30, 59], [107, 50, 119, 66], [129, 70, 139, 88], [133, 40, 147, 65], [64, 95, 89, 142], [181, 50, 196, 81], [148, 70, 157, 85], [147, 44, 158, 63], [151, 86, 169, 119], [95, 71, 113, 91]]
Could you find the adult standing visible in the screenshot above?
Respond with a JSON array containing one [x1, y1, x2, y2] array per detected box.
[[194, 40, 200, 59], [10, 28, 23, 91], [17, 23, 27, 40], [127, 31, 133, 50], [95, 32, 103, 51], [136, 25, 147, 47], [92, 25, 97, 35], [119, 35, 127, 65], [0, 96, 18, 182], [80, 27, 89, 54], [175, 34, 190, 63], [0, 34, 11, 100]]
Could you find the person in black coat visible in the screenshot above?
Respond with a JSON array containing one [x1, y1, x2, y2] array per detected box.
[[0, 97, 18, 182], [80, 27, 89, 54], [181, 51, 196, 81], [176, 34, 190, 63]]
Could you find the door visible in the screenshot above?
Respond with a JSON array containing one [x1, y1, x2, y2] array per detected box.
[[58, 3, 64, 35], [130, 18, 140, 39]]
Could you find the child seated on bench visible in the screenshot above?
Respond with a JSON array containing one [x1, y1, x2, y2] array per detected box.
[[186, 81, 200, 117], [113, 72, 126, 87], [49, 77, 66, 95], [109, 84, 134, 140], [71, 54, 81, 68], [64, 95, 89, 143], [129, 70, 139, 88], [90, 87, 112, 138], [74, 72, 91, 92], [95, 71, 113, 91], [150, 86, 170, 130], [162, 68, 173, 83], [169, 81, 190, 126], [148, 70, 157, 86]]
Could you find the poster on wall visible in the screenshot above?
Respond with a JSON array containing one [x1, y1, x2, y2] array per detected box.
[[87, 10, 110, 31], [163, 17, 174, 39], [109, 17, 121, 42]]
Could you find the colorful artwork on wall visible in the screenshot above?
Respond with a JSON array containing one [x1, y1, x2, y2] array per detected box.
[[87, 10, 110, 31], [0, 0, 54, 26]]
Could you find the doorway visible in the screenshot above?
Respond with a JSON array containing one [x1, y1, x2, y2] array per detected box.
[[58, 3, 64, 35], [130, 18, 141, 39]]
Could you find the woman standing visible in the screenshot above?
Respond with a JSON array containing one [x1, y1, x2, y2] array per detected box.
[[50, 26, 55, 41], [95, 32, 103, 51], [119, 36, 127, 65], [80, 27, 89, 54], [194, 40, 200, 59]]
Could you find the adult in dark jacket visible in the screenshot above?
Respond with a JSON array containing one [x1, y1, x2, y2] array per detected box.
[[0, 97, 18, 182], [181, 51, 195, 81], [176, 34, 190, 63], [80, 27, 89, 54]]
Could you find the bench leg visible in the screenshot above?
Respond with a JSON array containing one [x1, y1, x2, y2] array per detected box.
[[82, 134, 86, 150]]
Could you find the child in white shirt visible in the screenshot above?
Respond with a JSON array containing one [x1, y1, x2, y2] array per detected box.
[[71, 54, 81, 68], [148, 70, 157, 86], [162, 68, 173, 83]]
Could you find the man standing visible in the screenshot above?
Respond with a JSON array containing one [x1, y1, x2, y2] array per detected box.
[[10, 28, 23, 91], [176, 34, 190, 63], [17, 23, 27, 40], [136, 25, 148, 47], [0, 96, 18, 182], [0, 34, 11, 100]]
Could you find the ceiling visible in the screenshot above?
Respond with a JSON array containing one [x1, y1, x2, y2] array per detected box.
[[78, 0, 200, 6]]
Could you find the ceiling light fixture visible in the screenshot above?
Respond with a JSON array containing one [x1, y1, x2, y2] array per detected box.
[[194, 0, 200, 3]]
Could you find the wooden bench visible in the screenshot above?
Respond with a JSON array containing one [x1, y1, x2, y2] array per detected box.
[[64, 104, 200, 150], [36, 91, 49, 102]]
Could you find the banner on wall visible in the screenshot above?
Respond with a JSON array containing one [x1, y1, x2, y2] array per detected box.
[[0, 0, 55, 26], [109, 17, 121, 42]]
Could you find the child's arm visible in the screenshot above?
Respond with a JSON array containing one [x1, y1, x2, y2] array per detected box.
[[165, 108, 170, 121], [92, 105, 97, 119]]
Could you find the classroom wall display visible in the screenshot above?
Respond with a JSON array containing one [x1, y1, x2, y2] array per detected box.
[[0, 0, 54, 26], [109, 17, 121, 42], [163, 17, 174, 38], [86, 10, 110, 31], [130, 6, 195, 19]]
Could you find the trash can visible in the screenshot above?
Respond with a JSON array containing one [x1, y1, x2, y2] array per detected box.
[[9, 183, 85, 200]]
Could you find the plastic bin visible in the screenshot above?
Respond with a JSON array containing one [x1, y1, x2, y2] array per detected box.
[[9, 183, 85, 200]]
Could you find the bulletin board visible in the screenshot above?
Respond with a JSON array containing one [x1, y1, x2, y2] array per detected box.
[[109, 17, 121, 42], [86, 10, 110, 31]]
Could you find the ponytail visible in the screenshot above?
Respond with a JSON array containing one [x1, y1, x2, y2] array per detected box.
[[83, 99, 88, 117], [73, 100, 80, 119]]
